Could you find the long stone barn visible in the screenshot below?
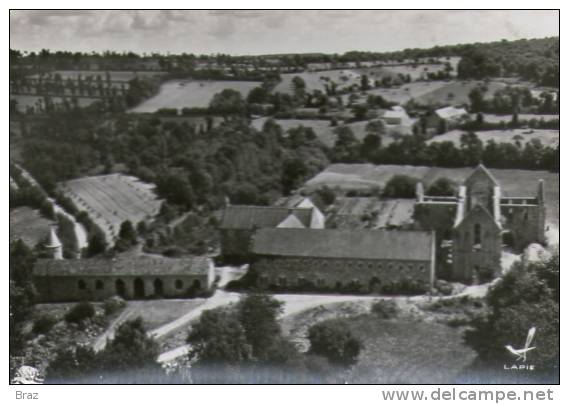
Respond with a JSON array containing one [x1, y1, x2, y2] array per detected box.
[[250, 228, 436, 294], [33, 256, 215, 302]]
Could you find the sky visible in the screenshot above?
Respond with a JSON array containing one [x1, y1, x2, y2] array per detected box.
[[10, 10, 559, 56]]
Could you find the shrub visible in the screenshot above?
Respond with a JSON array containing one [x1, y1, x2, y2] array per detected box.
[[65, 302, 95, 323], [383, 175, 418, 198], [103, 296, 126, 316], [32, 314, 58, 335], [426, 177, 456, 196], [308, 319, 362, 366], [371, 300, 400, 319]]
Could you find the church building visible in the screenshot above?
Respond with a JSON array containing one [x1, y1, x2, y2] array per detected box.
[[414, 164, 546, 283]]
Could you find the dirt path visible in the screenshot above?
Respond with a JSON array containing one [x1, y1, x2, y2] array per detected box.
[[14, 164, 88, 251], [147, 291, 241, 340], [92, 307, 138, 352]]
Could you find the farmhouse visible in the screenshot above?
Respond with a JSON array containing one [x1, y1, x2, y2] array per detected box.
[[435, 106, 468, 122], [414, 164, 546, 283], [219, 198, 325, 261], [382, 106, 411, 125], [427, 106, 469, 134], [33, 256, 214, 302], [250, 228, 435, 293]]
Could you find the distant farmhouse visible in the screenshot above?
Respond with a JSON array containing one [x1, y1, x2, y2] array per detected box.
[[427, 106, 469, 134]]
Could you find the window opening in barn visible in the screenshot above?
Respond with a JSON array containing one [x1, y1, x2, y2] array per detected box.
[[154, 278, 164, 296], [115, 279, 126, 297], [134, 278, 145, 298]]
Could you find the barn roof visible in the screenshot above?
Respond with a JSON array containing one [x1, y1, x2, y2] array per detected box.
[[252, 228, 433, 261], [435, 106, 468, 120], [33, 256, 211, 277], [219, 205, 313, 230]]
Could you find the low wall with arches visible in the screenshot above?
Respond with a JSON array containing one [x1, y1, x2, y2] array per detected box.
[[33, 272, 212, 302]]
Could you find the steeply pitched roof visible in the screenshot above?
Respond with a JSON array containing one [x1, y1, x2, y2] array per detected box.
[[46, 227, 62, 248], [252, 228, 433, 261], [33, 256, 211, 277], [464, 164, 499, 187], [220, 205, 313, 230], [454, 203, 501, 230], [277, 214, 306, 228]]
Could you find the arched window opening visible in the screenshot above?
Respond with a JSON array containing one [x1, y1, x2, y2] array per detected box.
[[175, 279, 184, 290], [78, 280, 86, 290], [95, 280, 104, 290], [115, 279, 126, 297]]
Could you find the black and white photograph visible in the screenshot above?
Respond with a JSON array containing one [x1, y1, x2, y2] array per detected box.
[[8, 8, 560, 389]]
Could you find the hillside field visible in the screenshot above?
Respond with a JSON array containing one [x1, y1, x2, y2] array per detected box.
[[428, 129, 559, 148], [273, 70, 362, 94], [358, 63, 448, 81], [58, 174, 161, 243], [304, 164, 559, 227], [10, 207, 53, 247], [350, 80, 506, 106], [130, 79, 262, 112]]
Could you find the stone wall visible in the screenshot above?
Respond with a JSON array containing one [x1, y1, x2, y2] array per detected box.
[[252, 255, 434, 294], [34, 272, 213, 302], [501, 203, 546, 250], [452, 211, 502, 283]]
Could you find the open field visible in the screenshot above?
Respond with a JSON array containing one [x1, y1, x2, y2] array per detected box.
[[10, 95, 99, 112], [130, 79, 262, 112], [304, 164, 559, 227], [414, 80, 506, 105], [273, 70, 361, 94], [30, 70, 167, 82], [428, 129, 559, 148], [58, 174, 161, 243], [355, 80, 506, 106], [281, 297, 477, 383], [10, 207, 53, 247], [251, 117, 412, 147], [358, 63, 447, 81], [345, 316, 476, 383], [360, 81, 450, 104]]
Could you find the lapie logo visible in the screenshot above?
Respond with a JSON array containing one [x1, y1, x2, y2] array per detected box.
[[503, 327, 536, 371]]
